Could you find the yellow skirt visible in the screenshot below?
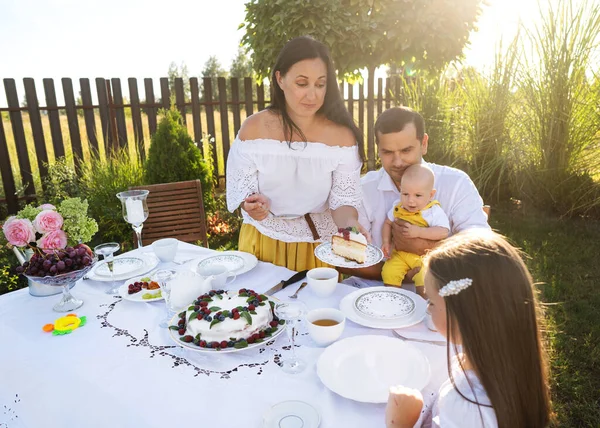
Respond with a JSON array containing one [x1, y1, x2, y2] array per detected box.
[[238, 224, 330, 271]]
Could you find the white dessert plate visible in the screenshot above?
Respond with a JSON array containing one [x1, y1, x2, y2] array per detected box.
[[94, 257, 143, 277], [340, 287, 426, 329], [317, 335, 431, 403], [263, 400, 320, 428], [88, 253, 159, 282], [354, 289, 416, 320], [314, 242, 383, 268], [118, 274, 164, 302], [167, 313, 286, 353], [195, 251, 258, 277]]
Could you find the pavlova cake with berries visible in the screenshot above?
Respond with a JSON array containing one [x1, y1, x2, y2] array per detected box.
[[170, 288, 284, 350], [331, 226, 368, 263]]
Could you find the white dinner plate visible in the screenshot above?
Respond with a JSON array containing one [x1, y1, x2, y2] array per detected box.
[[317, 335, 431, 403], [194, 250, 258, 277], [87, 253, 159, 282], [119, 274, 164, 302], [263, 400, 320, 428], [340, 287, 426, 329], [314, 242, 383, 268], [94, 257, 144, 277], [354, 289, 416, 320]]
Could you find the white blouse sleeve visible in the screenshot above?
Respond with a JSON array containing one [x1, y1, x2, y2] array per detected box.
[[433, 380, 498, 428], [226, 140, 259, 212], [328, 147, 362, 211]]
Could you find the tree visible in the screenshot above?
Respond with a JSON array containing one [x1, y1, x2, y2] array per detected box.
[[230, 47, 255, 102], [241, 0, 484, 80], [241, 0, 483, 168], [167, 61, 191, 101], [145, 107, 215, 211], [201, 56, 228, 103]]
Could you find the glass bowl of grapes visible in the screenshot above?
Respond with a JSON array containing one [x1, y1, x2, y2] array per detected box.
[[18, 244, 98, 312]]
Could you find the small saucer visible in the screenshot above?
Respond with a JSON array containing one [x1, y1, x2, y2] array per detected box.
[[263, 400, 320, 428]]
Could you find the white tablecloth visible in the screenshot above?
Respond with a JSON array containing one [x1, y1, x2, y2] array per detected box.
[[0, 242, 448, 428]]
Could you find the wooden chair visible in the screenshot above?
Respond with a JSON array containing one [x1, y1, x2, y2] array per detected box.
[[129, 180, 208, 247], [483, 204, 491, 218]]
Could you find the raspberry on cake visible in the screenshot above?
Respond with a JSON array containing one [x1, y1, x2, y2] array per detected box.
[[331, 227, 367, 263], [170, 289, 282, 350]]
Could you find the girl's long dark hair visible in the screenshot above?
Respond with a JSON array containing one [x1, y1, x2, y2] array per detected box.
[[268, 35, 364, 160], [424, 230, 552, 428]]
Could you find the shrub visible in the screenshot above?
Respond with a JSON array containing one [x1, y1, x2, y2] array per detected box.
[[79, 150, 145, 251], [145, 108, 215, 212], [41, 156, 81, 204]]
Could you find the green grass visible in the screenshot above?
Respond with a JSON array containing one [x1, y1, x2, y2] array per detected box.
[[490, 204, 600, 427]]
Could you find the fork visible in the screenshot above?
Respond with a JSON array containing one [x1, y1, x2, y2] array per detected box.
[[288, 282, 308, 299], [393, 331, 446, 346]]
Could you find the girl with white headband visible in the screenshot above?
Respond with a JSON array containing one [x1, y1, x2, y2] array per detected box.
[[385, 229, 552, 428]]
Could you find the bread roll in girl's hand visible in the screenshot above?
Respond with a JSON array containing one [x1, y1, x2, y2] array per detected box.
[[385, 385, 423, 428]]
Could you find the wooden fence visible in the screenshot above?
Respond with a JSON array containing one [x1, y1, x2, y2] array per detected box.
[[0, 76, 402, 214]]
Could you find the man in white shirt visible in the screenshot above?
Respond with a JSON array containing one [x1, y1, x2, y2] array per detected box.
[[342, 107, 490, 283]]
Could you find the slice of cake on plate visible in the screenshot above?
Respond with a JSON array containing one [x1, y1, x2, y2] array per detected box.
[[331, 227, 367, 263]]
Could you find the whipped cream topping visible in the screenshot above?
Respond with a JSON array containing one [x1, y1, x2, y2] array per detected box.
[[334, 230, 368, 245], [184, 292, 273, 343]]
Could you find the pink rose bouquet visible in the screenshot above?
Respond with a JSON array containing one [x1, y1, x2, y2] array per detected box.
[[1, 198, 98, 253]]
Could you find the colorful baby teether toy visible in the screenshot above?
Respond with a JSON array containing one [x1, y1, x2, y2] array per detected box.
[[43, 313, 87, 335]]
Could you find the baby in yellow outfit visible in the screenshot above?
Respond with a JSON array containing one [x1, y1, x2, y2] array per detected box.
[[382, 164, 450, 297]]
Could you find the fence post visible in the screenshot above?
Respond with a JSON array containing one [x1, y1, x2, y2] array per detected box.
[[23, 78, 49, 189], [128, 78, 144, 160], [4, 78, 36, 201], [0, 115, 18, 214], [43, 78, 66, 159], [203, 77, 218, 175], [189, 77, 203, 154], [62, 78, 84, 173], [80, 78, 99, 155]]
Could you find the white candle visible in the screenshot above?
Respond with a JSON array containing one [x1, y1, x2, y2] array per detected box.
[[126, 198, 145, 224]]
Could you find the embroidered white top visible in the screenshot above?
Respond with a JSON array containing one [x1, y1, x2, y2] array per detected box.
[[226, 138, 362, 243], [359, 161, 490, 248]]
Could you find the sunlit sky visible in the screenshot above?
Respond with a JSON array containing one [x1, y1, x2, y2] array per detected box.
[[0, 0, 541, 107]]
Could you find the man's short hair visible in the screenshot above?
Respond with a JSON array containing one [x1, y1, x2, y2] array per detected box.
[[374, 107, 425, 143]]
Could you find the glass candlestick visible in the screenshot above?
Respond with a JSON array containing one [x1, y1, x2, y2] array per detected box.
[[116, 190, 149, 248]]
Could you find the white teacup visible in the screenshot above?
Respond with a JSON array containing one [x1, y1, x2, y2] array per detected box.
[[306, 267, 338, 297], [196, 264, 236, 290], [306, 308, 346, 346], [152, 238, 178, 263]]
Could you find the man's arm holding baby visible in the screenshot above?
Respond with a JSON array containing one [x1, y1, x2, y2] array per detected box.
[[392, 219, 440, 256], [399, 223, 449, 241]]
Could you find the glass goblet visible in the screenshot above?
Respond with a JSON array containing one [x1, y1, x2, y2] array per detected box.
[[94, 242, 121, 295], [116, 190, 149, 249], [155, 269, 177, 328], [275, 301, 308, 374]]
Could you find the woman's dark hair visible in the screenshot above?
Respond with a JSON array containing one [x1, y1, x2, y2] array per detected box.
[[268, 35, 364, 159]]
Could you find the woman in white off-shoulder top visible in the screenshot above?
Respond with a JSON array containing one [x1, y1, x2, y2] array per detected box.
[[386, 231, 552, 428], [226, 36, 366, 271]]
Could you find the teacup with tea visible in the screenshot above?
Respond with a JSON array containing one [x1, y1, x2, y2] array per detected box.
[[306, 307, 346, 346]]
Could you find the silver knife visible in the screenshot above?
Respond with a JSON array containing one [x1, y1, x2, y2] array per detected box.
[[264, 270, 309, 296]]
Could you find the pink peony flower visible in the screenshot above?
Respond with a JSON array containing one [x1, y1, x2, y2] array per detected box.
[[38, 203, 56, 211], [2, 217, 36, 247], [33, 210, 64, 233], [37, 230, 68, 253]]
